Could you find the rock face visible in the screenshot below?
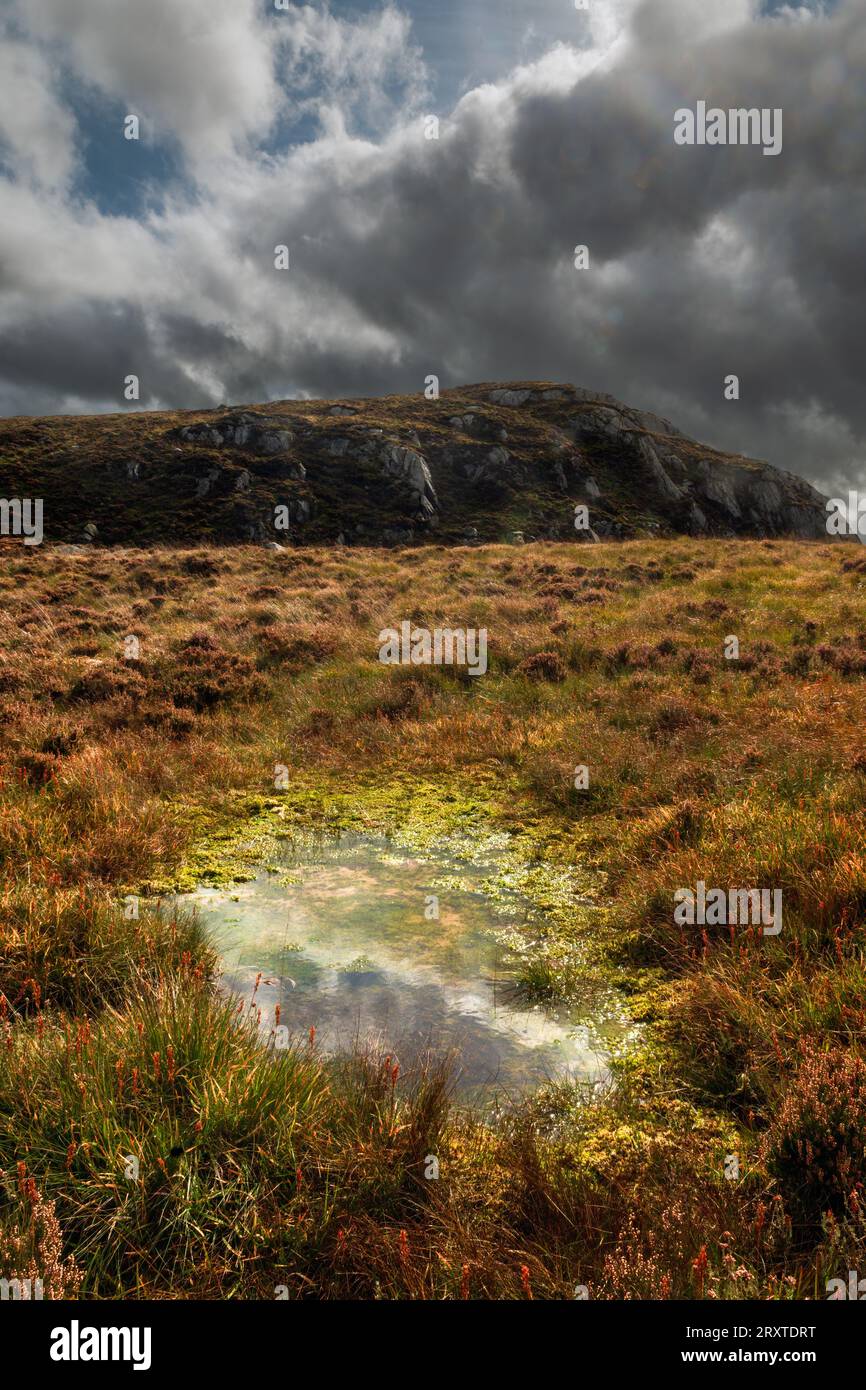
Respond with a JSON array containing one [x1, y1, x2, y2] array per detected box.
[[379, 444, 438, 519], [0, 382, 832, 545], [177, 411, 295, 456]]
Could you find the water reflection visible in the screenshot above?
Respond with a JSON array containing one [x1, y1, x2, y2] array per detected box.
[[179, 833, 622, 1098]]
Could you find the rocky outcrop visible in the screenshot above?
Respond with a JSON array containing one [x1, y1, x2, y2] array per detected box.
[[0, 381, 832, 546], [176, 411, 295, 456], [378, 444, 438, 519], [556, 391, 827, 540], [448, 412, 508, 444]]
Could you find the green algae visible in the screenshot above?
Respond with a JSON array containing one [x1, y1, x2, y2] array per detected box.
[[144, 771, 640, 1048]]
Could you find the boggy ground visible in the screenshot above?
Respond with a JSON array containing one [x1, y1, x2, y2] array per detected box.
[[0, 536, 864, 1299]]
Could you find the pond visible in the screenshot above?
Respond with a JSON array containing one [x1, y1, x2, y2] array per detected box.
[[177, 831, 626, 1101]]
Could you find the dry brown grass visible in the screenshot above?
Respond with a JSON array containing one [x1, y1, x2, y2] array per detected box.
[[0, 536, 864, 1297]]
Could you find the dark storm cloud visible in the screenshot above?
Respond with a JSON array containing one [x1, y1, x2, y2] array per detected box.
[[0, 301, 207, 412], [1, 0, 865, 493], [497, 0, 866, 484], [219, 0, 866, 487]]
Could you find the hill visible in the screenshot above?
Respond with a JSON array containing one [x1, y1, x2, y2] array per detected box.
[[0, 382, 830, 546]]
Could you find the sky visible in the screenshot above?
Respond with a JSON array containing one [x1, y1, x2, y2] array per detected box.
[[0, 0, 863, 495]]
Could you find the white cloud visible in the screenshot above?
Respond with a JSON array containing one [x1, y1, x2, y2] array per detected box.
[[14, 0, 281, 161], [0, 181, 164, 314], [0, 33, 78, 188], [276, 4, 429, 133]]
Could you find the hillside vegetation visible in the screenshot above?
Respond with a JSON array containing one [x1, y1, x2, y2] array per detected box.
[[0, 382, 830, 547]]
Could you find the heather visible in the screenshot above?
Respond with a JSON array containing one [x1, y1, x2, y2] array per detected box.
[[0, 535, 864, 1299]]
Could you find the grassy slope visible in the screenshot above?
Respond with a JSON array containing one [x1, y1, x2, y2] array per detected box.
[[1, 536, 865, 1298]]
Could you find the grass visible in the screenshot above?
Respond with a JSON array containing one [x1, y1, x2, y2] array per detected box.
[[0, 534, 865, 1298]]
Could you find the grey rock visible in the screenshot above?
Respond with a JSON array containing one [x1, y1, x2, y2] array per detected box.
[[634, 436, 683, 503], [195, 467, 221, 499], [382, 525, 415, 546], [748, 474, 784, 516], [489, 388, 531, 407], [567, 390, 685, 439], [688, 502, 708, 534], [661, 453, 688, 485], [180, 425, 223, 446], [674, 455, 828, 538], [551, 458, 569, 492], [448, 412, 508, 443], [255, 428, 293, 454], [179, 414, 293, 455], [460, 441, 529, 489], [568, 407, 623, 440], [695, 458, 742, 517], [380, 444, 438, 518]]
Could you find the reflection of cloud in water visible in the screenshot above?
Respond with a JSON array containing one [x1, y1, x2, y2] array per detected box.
[[179, 835, 618, 1096], [230, 962, 597, 1094]]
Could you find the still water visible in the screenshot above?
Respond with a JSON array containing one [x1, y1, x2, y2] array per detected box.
[[179, 832, 622, 1099]]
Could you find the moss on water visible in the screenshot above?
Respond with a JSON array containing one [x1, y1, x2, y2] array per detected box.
[[145, 771, 645, 1036]]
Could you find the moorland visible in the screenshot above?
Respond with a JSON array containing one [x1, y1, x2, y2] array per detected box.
[[1, 533, 864, 1299]]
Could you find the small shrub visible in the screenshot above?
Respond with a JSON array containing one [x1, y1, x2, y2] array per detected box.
[[256, 624, 336, 673], [762, 1045, 866, 1225], [181, 555, 221, 577], [0, 1176, 82, 1300], [161, 638, 265, 711], [15, 752, 59, 787], [68, 664, 148, 705], [517, 651, 567, 683]]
